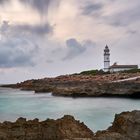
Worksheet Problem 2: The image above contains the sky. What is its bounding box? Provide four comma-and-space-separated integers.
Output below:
0, 0, 140, 84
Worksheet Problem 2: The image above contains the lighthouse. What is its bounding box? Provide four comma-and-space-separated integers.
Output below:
104, 45, 110, 72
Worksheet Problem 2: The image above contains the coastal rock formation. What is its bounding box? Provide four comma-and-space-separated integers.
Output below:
2, 73, 140, 98
94, 110, 140, 140
0, 115, 94, 140
0, 110, 139, 140
52, 81, 140, 98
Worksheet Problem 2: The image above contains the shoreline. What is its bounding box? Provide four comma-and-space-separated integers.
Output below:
1, 86, 140, 99
1, 73, 140, 98
0, 110, 139, 140
0, 77, 140, 139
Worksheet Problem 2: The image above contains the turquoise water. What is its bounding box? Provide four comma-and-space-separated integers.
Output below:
0, 87, 140, 132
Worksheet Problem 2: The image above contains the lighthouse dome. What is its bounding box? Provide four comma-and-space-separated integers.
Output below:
104, 45, 109, 52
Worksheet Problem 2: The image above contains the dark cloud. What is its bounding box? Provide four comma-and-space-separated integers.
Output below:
12, 23, 53, 36
0, 40, 38, 68
0, 21, 53, 37
0, 21, 9, 34
80, 0, 140, 28
127, 30, 138, 35
0, 21, 42, 68
81, 2, 103, 16
62, 38, 95, 60
108, 6, 140, 27
96, 1, 140, 27
0, 0, 58, 16
0, 0, 9, 5
19, 0, 58, 15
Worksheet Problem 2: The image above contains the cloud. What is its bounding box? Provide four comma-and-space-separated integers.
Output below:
0, 0, 59, 16
0, 40, 38, 68
0, 21, 43, 68
46, 59, 54, 63
81, 2, 103, 16
127, 30, 138, 35
19, 0, 59, 15
80, 0, 140, 28
103, 1, 140, 27
12, 23, 53, 36
0, 0, 140, 84
107, 6, 140, 27
62, 38, 95, 60
1, 21, 52, 37
0, 0, 9, 5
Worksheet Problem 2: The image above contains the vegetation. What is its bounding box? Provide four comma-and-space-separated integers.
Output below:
80, 69, 110, 75
79, 68, 140, 75
121, 69, 140, 73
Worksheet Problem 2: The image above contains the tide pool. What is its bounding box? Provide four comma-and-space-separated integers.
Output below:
0, 87, 140, 132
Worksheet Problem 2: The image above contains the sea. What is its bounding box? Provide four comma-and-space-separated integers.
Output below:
0, 87, 140, 132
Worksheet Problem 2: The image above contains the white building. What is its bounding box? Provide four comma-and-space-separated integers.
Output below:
103, 46, 138, 72
109, 63, 138, 72
104, 45, 110, 72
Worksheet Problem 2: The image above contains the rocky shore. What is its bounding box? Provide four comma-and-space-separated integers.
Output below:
0, 110, 139, 140
2, 72, 140, 98
93, 110, 140, 140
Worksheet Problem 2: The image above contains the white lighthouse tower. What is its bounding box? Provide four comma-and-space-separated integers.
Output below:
104, 45, 110, 72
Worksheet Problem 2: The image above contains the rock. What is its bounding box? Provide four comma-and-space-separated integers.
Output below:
1, 73, 140, 98
52, 81, 140, 98
94, 110, 140, 140
0, 111, 139, 140
16, 117, 26, 123
109, 110, 140, 140
0, 115, 94, 140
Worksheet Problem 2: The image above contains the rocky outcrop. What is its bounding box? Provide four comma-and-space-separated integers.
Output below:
52, 81, 140, 98
0, 110, 139, 140
0, 115, 94, 140
94, 110, 140, 140
2, 73, 140, 98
